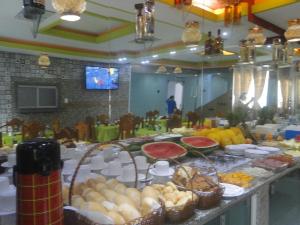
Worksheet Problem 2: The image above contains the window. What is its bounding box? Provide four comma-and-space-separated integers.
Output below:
17, 85, 58, 110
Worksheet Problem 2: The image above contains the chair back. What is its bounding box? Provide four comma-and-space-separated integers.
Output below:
6, 118, 24, 132
186, 111, 200, 128
133, 116, 144, 129
166, 114, 182, 132
85, 116, 96, 142
22, 121, 45, 141
75, 122, 89, 141
52, 118, 61, 134
54, 127, 78, 141
97, 114, 109, 126
145, 110, 159, 130
119, 114, 135, 139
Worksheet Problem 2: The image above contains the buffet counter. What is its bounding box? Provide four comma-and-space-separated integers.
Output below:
172, 162, 300, 225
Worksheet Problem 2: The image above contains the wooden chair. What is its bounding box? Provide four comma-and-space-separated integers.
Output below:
186, 111, 200, 128
22, 121, 45, 141
85, 116, 96, 142
133, 116, 144, 130
54, 127, 78, 141
173, 109, 183, 117
75, 122, 89, 141
166, 114, 182, 132
145, 110, 159, 130
52, 118, 61, 135
119, 114, 135, 139
97, 114, 109, 126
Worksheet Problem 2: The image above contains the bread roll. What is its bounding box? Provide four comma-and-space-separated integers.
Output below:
73, 183, 87, 195
95, 183, 107, 192
126, 188, 141, 208
114, 183, 127, 194
95, 175, 106, 183
118, 203, 142, 222
106, 179, 119, 188
142, 186, 159, 201
82, 188, 94, 198
85, 191, 105, 203
114, 194, 136, 208
80, 201, 107, 214
72, 195, 85, 208
86, 178, 98, 189
107, 211, 126, 224
62, 186, 69, 204
101, 189, 118, 202
141, 197, 161, 216
102, 201, 118, 211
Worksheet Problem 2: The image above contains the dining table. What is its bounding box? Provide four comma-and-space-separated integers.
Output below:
95, 125, 119, 142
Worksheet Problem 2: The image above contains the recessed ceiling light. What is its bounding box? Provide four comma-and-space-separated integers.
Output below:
170, 51, 176, 55
152, 54, 158, 58
190, 47, 197, 51
118, 57, 127, 62
263, 64, 270, 68
141, 60, 150, 64
60, 14, 81, 22
222, 32, 228, 36
267, 45, 272, 48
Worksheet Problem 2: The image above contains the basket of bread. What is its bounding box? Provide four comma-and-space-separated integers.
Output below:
64, 143, 165, 225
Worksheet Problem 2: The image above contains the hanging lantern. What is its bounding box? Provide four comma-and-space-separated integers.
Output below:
272, 38, 283, 63
174, 0, 192, 7
224, 5, 233, 27
232, 3, 241, 25
52, 0, 86, 22
38, 54, 50, 69
246, 26, 266, 47
285, 19, 300, 43
173, 66, 183, 74
181, 21, 202, 47
156, 65, 168, 73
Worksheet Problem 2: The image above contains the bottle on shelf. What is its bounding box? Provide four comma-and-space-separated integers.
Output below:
205, 31, 214, 55
214, 29, 224, 54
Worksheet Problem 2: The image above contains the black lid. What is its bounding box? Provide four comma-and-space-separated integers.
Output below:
16, 138, 61, 176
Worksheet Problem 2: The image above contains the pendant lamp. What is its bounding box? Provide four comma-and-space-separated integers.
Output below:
285, 19, 300, 43
246, 26, 266, 47
173, 66, 183, 74
156, 65, 167, 73
182, 21, 202, 47
52, 0, 86, 22
38, 54, 51, 68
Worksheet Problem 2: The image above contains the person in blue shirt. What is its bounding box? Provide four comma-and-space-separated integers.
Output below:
166, 96, 177, 117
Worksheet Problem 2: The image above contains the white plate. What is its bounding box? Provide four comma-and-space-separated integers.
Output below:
257, 146, 280, 153
149, 168, 175, 177
1, 162, 14, 168
90, 162, 108, 171
101, 169, 121, 177
245, 149, 269, 158
137, 163, 151, 171
116, 174, 146, 183
238, 144, 257, 149
221, 183, 245, 198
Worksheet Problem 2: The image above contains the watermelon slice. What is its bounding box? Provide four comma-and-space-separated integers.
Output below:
181, 136, 218, 149
142, 142, 187, 160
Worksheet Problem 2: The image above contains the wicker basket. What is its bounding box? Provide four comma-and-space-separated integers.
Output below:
66, 142, 165, 225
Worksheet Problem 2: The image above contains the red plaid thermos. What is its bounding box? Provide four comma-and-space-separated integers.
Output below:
14, 139, 63, 225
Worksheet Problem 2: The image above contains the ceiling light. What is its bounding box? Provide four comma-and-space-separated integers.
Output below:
141, 60, 150, 64
173, 66, 183, 74
182, 21, 202, 47
285, 19, 300, 42
156, 65, 167, 73
152, 54, 158, 58
52, 0, 86, 22
222, 32, 228, 36
170, 51, 176, 55
262, 65, 270, 68
118, 58, 127, 62
267, 45, 272, 48
246, 26, 266, 47
190, 47, 197, 51
38, 54, 51, 69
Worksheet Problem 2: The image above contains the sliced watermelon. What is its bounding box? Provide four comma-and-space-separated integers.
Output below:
142, 142, 187, 160
181, 136, 218, 149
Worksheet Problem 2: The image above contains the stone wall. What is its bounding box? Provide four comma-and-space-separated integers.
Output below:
0, 51, 130, 129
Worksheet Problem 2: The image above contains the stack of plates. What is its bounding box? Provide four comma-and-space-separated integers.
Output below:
225, 145, 246, 156
245, 149, 269, 158
257, 146, 281, 154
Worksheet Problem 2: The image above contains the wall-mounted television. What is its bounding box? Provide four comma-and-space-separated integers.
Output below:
85, 66, 119, 90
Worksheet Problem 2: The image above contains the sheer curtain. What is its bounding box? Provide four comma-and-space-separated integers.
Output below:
254, 67, 267, 109
278, 68, 291, 112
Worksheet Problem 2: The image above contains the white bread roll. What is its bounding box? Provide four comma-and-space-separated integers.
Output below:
107, 211, 126, 224
114, 194, 136, 208
72, 195, 85, 209
118, 203, 142, 222
114, 183, 127, 194
102, 201, 118, 211
126, 188, 141, 208
80, 201, 108, 215
141, 197, 161, 216
85, 191, 106, 203
82, 188, 94, 198
86, 178, 98, 189
106, 179, 119, 188
73, 183, 87, 195
142, 186, 159, 201
95, 183, 108, 192
95, 175, 106, 183
62, 186, 69, 204
101, 189, 118, 202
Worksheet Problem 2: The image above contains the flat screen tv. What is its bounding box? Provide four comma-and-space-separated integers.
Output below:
85, 66, 119, 90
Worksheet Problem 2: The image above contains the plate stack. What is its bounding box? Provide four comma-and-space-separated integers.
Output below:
225, 145, 246, 156
244, 149, 270, 158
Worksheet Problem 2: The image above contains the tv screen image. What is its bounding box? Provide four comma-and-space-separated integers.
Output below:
85, 67, 119, 90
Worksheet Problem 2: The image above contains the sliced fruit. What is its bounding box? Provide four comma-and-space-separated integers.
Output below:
142, 142, 187, 160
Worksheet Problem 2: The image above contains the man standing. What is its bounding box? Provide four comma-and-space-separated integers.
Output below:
166, 96, 177, 117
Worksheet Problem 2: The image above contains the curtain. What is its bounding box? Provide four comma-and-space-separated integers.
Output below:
240, 65, 253, 96
233, 67, 241, 106
254, 67, 267, 109
279, 68, 291, 112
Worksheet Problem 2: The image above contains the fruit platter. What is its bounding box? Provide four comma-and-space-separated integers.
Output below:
142, 142, 187, 160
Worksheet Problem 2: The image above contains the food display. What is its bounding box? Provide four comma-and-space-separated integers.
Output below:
64, 177, 163, 224
266, 155, 295, 167
241, 167, 273, 178
218, 172, 254, 188
181, 136, 218, 149
284, 150, 300, 159
252, 158, 288, 172
142, 142, 187, 160
172, 127, 195, 136
280, 139, 300, 149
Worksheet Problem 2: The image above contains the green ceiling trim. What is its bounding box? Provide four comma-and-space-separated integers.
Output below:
39, 19, 63, 33
95, 24, 135, 43
41, 29, 97, 43
84, 11, 133, 24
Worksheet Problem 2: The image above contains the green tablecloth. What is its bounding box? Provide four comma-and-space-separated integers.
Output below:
157, 119, 189, 130
95, 125, 119, 142
2, 131, 54, 147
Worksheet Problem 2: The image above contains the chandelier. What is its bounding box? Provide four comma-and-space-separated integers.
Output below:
156, 65, 168, 73
173, 66, 183, 74
285, 19, 300, 42
38, 54, 51, 69
222, 0, 241, 27
52, 0, 86, 22
246, 26, 266, 47
181, 21, 202, 47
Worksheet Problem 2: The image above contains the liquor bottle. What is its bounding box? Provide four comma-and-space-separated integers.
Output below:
144, 0, 155, 40
205, 31, 214, 55
214, 29, 224, 54
135, 3, 145, 41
